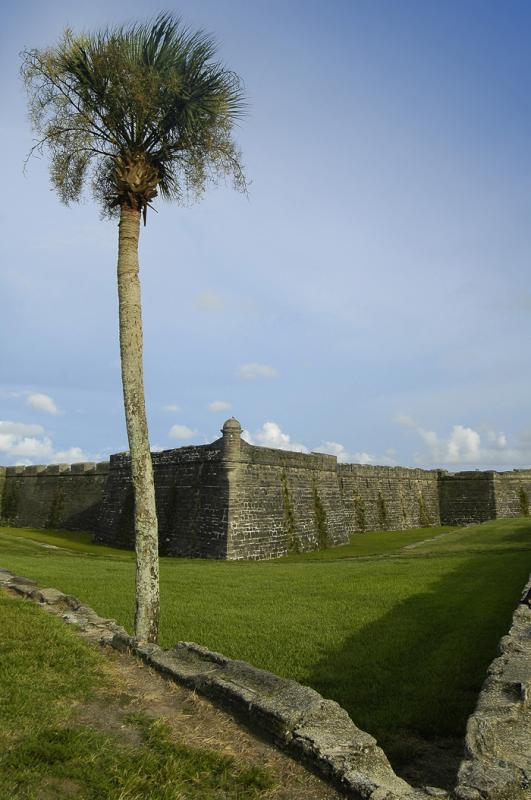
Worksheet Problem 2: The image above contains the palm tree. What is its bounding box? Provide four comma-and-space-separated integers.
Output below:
21, 14, 246, 643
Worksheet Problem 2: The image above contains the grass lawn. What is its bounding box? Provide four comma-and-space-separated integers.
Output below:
0, 591, 273, 800
1, 519, 530, 770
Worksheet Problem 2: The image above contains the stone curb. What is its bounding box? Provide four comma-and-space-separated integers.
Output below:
0, 566, 435, 800
454, 575, 531, 800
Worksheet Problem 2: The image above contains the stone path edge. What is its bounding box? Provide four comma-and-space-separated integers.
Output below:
2, 566, 529, 799
453, 574, 531, 800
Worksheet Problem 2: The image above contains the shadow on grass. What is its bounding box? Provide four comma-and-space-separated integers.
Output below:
307, 534, 531, 788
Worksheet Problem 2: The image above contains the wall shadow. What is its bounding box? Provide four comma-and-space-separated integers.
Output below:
306, 535, 531, 788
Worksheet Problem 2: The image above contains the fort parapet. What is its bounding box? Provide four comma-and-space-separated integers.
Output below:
1, 418, 530, 559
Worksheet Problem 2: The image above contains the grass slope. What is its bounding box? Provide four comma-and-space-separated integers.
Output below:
1, 519, 530, 762
0, 591, 272, 799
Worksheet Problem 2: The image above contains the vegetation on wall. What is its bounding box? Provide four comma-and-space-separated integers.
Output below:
312, 481, 329, 548
353, 493, 366, 532
519, 486, 529, 517
46, 488, 65, 529
377, 491, 387, 529
280, 471, 299, 553
399, 488, 408, 527
418, 490, 431, 528
1, 484, 20, 524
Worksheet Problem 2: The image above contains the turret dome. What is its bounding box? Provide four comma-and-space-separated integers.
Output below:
221, 417, 242, 434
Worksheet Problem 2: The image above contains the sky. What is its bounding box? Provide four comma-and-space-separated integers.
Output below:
1, 0, 531, 471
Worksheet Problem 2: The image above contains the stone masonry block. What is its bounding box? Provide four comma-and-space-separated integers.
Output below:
24, 465, 47, 475
70, 462, 96, 474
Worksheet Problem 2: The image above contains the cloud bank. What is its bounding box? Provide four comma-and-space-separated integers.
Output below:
242, 422, 308, 452
396, 415, 531, 467
0, 420, 85, 465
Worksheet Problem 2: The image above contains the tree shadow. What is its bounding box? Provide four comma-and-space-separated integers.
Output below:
306, 536, 531, 789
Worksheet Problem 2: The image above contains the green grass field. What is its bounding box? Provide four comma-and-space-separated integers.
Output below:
1, 519, 530, 768
0, 591, 272, 799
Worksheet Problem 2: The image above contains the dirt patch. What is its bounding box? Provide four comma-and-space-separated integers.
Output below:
73, 642, 343, 800
37, 778, 82, 799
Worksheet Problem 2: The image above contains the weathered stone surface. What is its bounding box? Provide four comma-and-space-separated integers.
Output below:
30, 587, 66, 605
148, 645, 225, 688
112, 630, 135, 652
8, 575, 37, 585
291, 699, 412, 799
7, 576, 38, 596
455, 576, 531, 800
0, 568, 14, 584
248, 679, 325, 738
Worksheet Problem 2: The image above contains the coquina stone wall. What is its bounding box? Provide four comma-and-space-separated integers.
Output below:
94, 441, 229, 558
226, 439, 350, 560
339, 464, 441, 533
494, 470, 531, 519
0, 462, 109, 531
438, 471, 497, 526
1, 418, 530, 559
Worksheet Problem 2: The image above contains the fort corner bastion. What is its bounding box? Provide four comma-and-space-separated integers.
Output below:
1, 417, 530, 560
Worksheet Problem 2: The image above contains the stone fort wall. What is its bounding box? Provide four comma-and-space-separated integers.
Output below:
1, 417, 530, 559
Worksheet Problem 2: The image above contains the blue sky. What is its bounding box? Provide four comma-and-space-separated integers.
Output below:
1, 0, 531, 470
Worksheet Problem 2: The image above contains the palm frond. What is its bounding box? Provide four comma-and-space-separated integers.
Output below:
21, 12, 247, 216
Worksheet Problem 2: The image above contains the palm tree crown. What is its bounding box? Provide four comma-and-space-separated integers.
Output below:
22, 13, 246, 221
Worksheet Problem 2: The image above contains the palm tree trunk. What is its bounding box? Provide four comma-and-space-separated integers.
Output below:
116, 203, 159, 643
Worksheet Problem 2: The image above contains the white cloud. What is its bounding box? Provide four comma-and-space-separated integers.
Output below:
395, 414, 416, 429
313, 440, 396, 466
0, 420, 85, 464
169, 424, 196, 440
238, 363, 279, 380
195, 291, 225, 311
0, 421, 44, 437
54, 446, 87, 462
242, 421, 308, 453
163, 404, 181, 413
3, 436, 54, 459
208, 400, 231, 412
241, 424, 397, 465
314, 441, 354, 463
354, 451, 375, 465
487, 429, 507, 449
26, 393, 59, 415
396, 414, 531, 468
